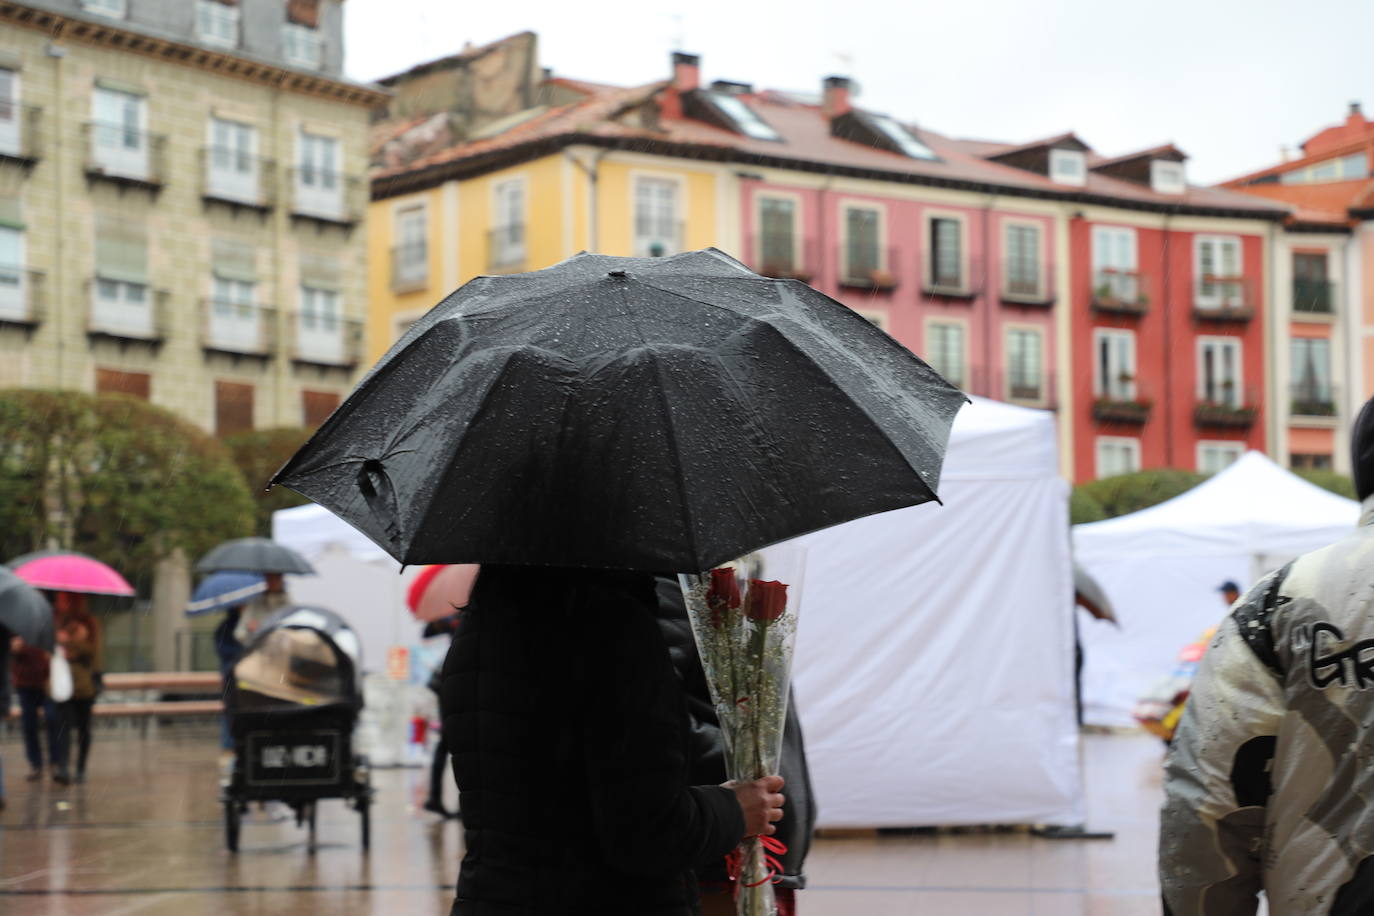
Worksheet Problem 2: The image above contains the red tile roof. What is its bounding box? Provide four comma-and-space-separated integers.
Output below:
370, 79, 1287, 218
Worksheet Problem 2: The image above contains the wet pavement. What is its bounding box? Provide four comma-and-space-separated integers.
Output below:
1, 727, 1166, 915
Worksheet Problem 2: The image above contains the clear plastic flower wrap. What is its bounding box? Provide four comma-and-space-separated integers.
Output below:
679, 545, 807, 916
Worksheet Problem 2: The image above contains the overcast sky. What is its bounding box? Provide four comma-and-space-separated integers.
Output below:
345, 0, 1374, 185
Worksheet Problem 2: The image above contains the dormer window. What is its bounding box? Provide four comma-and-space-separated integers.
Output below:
1049, 149, 1086, 186
831, 110, 938, 161
1151, 160, 1186, 194
702, 92, 780, 141
866, 114, 937, 160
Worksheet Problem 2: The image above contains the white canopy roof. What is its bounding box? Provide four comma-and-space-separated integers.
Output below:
1075, 450, 1358, 561
1074, 450, 1359, 726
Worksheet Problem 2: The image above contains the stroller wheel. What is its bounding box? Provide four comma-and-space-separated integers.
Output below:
224, 800, 241, 853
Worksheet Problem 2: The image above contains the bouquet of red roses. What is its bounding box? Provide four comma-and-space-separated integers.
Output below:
679, 547, 806, 916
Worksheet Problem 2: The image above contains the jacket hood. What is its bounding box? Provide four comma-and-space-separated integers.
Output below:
1354, 396, 1374, 501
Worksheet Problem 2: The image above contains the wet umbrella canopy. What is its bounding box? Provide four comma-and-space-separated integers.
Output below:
0, 566, 55, 650
196, 538, 316, 576
273, 249, 966, 572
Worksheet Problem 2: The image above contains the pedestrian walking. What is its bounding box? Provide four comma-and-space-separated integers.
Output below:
51, 592, 102, 786
1160, 395, 1374, 913
11, 635, 59, 780
233, 572, 291, 646
213, 605, 244, 766
0, 623, 11, 812
421, 613, 459, 819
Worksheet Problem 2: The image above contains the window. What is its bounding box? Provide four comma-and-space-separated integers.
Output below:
197, 1, 239, 48
297, 285, 343, 363
492, 180, 525, 270
209, 275, 259, 352
1004, 223, 1041, 298
214, 381, 254, 437
703, 92, 781, 141
1198, 338, 1242, 407
1095, 437, 1140, 478
1049, 149, 1086, 186
283, 23, 323, 69
1293, 252, 1332, 313
295, 131, 341, 218
1291, 453, 1333, 471
1006, 328, 1043, 401
926, 322, 965, 387
95, 368, 149, 399
0, 223, 27, 320
1198, 442, 1243, 475
1094, 329, 1136, 401
207, 118, 257, 202
1291, 337, 1333, 414
1195, 236, 1244, 308
757, 197, 797, 276
1092, 226, 1139, 304
393, 206, 428, 287
81, 0, 127, 18
865, 114, 937, 160
929, 217, 963, 290
1280, 153, 1369, 185
91, 86, 148, 179
0, 68, 19, 156
93, 217, 151, 337
302, 389, 341, 429
843, 206, 882, 283
1151, 160, 1187, 194
633, 177, 680, 257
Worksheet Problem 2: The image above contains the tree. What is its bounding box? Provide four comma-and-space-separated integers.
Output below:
1075, 468, 1207, 520
0, 390, 255, 580
1070, 487, 1108, 525
223, 427, 312, 535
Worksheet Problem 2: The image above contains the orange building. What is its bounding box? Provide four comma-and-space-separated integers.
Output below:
1223, 103, 1374, 474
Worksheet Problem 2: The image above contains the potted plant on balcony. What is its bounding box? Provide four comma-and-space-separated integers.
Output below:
868, 268, 896, 290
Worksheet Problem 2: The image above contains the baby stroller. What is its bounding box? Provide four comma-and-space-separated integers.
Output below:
221, 605, 373, 852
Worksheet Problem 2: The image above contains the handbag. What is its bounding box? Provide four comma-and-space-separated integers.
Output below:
49, 650, 74, 703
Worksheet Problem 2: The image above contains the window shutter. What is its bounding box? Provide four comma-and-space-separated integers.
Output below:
286, 0, 320, 27
96, 368, 150, 399
212, 238, 256, 283
299, 253, 341, 290
95, 214, 148, 283
302, 389, 340, 428
215, 380, 254, 437
0, 197, 21, 230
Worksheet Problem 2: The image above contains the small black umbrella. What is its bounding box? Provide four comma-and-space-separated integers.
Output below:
0, 566, 55, 650
196, 538, 315, 576
272, 249, 966, 571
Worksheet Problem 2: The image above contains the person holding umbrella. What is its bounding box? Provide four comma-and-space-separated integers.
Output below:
195, 538, 314, 645
272, 250, 965, 913
50, 591, 103, 785
11, 635, 59, 782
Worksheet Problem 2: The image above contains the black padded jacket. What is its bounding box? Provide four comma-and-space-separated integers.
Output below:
439, 566, 746, 916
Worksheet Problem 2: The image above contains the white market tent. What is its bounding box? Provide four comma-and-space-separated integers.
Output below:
272, 502, 424, 674
790, 397, 1083, 828
1074, 450, 1359, 727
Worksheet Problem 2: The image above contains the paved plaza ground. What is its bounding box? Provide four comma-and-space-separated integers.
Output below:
0, 727, 1169, 915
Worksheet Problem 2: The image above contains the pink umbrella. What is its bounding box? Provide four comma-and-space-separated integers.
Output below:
10, 553, 135, 597
407, 564, 479, 623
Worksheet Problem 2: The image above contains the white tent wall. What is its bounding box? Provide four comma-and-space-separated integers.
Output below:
790, 398, 1083, 827
1074, 451, 1359, 727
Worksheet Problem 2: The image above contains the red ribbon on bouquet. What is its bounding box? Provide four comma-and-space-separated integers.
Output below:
725, 835, 788, 896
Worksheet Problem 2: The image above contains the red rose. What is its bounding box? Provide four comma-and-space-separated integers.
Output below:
708, 567, 741, 609
744, 579, 788, 622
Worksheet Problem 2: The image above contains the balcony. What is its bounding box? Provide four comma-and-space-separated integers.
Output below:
289, 313, 363, 369
838, 245, 900, 291
487, 225, 527, 274
1194, 387, 1259, 429
0, 266, 45, 328
289, 169, 362, 228
83, 122, 167, 192
201, 299, 275, 358
1293, 278, 1336, 316
200, 149, 276, 212
391, 244, 429, 291
1090, 269, 1150, 317
1093, 378, 1151, 424
749, 234, 818, 282
86, 279, 170, 344
0, 105, 42, 168
1193, 276, 1256, 322
1290, 382, 1337, 420
922, 256, 982, 300
999, 261, 1056, 308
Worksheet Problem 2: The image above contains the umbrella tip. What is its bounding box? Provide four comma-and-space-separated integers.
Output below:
607, 270, 628, 279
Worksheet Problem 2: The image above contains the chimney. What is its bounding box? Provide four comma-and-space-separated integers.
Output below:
823, 75, 852, 119
672, 52, 700, 93
1349, 101, 1366, 127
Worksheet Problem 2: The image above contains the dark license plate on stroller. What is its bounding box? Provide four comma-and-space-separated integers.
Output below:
245, 730, 342, 786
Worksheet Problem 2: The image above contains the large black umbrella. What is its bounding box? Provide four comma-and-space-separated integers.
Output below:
196, 538, 315, 575
272, 249, 966, 571
0, 566, 55, 650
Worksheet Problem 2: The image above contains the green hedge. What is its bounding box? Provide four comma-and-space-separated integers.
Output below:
1074, 468, 1207, 521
